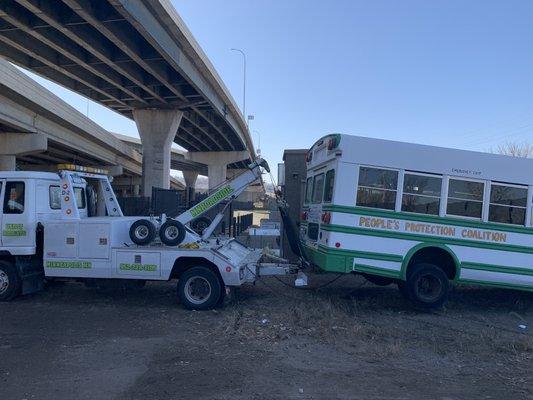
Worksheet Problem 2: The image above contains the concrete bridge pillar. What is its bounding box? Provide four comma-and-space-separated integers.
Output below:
183, 170, 198, 206
0, 133, 47, 171
0, 156, 16, 171
133, 109, 183, 197
187, 151, 249, 189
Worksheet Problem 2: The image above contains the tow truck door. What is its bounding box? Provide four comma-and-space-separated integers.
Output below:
2, 179, 33, 249
0, 179, 4, 246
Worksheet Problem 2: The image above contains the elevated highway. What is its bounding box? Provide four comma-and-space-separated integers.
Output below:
0, 58, 187, 195
0, 0, 255, 194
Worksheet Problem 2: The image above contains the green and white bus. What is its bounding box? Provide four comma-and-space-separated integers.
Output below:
301, 134, 533, 308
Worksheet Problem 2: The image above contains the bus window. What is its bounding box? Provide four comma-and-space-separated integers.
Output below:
312, 173, 325, 203
356, 167, 398, 210
323, 170, 335, 203
402, 173, 441, 215
488, 184, 527, 225
304, 177, 313, 204
446, 179, 484, 218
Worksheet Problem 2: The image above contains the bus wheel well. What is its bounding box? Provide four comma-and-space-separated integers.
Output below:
405, 247, 457, 280
170, 257, 222, 281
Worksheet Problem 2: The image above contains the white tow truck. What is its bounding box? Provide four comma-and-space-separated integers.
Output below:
0, 158, 303, 309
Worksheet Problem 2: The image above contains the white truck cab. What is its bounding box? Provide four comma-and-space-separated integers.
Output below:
0, 161, 301, 310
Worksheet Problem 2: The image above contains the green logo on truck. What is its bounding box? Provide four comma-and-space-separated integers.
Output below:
189, 185, 234, 217
119, 263, 157, 272
46, 261, 92, 269
2, 223, 27, 237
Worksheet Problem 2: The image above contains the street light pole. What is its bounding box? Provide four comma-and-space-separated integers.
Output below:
231, 48, 246, 119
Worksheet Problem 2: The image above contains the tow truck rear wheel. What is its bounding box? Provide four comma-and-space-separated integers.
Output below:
0, 261, 21, 301
159, 220, 186, 246
129, 219, 156, 245
177, 266, 222, 310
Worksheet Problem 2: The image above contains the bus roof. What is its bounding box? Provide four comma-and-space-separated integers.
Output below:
309, 134, 533, 186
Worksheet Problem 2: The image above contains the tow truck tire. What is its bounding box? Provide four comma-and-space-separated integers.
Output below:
405, 263, 449, 309
159, 220, 186, 246
177, 266, 222, 310
129, 219, 156, 245
191, 216, 212, 235
0, 261, 21, 301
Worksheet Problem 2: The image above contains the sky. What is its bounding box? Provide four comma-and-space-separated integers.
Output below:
21, 0, 533, 178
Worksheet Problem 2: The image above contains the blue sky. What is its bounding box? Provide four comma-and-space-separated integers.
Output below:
22, 0, 533, 176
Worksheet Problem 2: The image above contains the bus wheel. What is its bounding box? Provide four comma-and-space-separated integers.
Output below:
362, 273, 394, 286
129, 219, 156, 245
406, 263, 449, 309
177, 266, 222, 311
0, 261, 21, 301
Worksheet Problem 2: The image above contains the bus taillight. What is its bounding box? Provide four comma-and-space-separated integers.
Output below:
321, 212, 331, 224
301, 211, 308, 221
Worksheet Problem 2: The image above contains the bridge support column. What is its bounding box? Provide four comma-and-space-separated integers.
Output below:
183, 170, 198, 206
133, 109, 183, 197
0, 156, 15, 171
0, 133, 47, 171
187, 151, 249, 189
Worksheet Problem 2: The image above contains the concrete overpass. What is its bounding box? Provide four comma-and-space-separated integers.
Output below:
0, 57, 187, 195
0, 0, 255, 195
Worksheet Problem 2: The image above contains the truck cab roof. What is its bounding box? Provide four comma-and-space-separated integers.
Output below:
0, 171, 60, 180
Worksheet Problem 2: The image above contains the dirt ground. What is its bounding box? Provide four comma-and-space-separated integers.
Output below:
1, 274, 531, 400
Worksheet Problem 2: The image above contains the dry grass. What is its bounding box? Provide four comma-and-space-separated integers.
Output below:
216, 276, 533, 363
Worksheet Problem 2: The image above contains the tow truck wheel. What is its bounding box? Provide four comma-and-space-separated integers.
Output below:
191, 216, 212, 235
129, 219, 156, 245
0, 261, 21, 301
177, 266, 222, 310
159, 220, 186, 246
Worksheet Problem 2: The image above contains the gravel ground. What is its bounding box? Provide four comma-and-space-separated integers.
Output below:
1, 274, 531, 400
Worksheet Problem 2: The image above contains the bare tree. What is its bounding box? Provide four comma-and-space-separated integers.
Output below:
495, 142, 533, 158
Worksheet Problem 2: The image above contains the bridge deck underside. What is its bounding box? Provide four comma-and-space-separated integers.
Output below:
0, 0, 249, 168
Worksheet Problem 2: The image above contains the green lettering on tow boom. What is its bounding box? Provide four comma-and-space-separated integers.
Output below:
189, 185, 234, 217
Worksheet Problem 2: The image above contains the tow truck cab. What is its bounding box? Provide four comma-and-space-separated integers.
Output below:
0, 171, 90, 294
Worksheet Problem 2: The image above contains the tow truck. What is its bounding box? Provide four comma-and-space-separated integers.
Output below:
0, 158, 305, 310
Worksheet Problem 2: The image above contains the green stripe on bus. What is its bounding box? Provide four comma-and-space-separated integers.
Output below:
353, 263, 401, 279
457, 278, 533, 292
321, 224, 533, 254
317, 244, 403, 262
322, 204, 533, 235
461, 262, 533, 277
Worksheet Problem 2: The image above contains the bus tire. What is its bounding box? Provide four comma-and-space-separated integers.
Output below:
0, 261, 21, 301
406, 263, 449, 309
159, 220, 186, 246
362, 273, 394, 286
177, 266, 222, 311
129, 219, 156, 245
